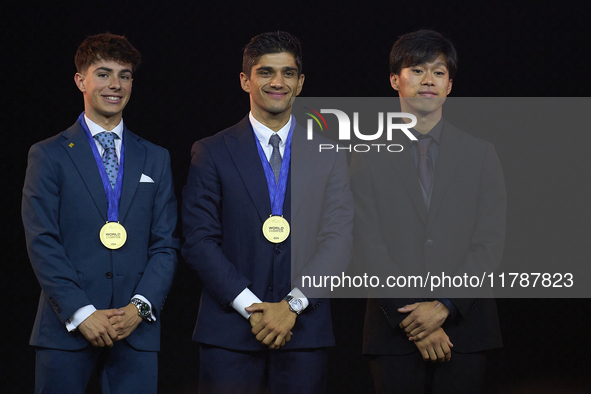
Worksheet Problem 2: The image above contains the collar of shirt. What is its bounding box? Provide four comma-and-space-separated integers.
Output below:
410, 117, 444, 144
249, 112, 291, 160
84, 115, 124, 139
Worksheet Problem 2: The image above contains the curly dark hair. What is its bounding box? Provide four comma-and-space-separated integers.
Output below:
75, 33, 141, 73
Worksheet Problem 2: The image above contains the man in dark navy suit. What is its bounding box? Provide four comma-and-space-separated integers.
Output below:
351, 30, 506, 393
182, 31, 353, 393
22, 33, 179, 393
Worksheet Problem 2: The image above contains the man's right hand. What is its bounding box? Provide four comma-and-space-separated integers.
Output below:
398, 301, 450, 341
248, 308, 291, 349
78, 309, 124, 347
413, 327, 453, 362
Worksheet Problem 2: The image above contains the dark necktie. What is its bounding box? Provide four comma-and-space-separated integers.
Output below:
269, 133, 282, 183
417, 136, 434, 195
94, 132, 119, 189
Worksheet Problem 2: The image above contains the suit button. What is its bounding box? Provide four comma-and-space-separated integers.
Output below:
56, 308, 62, 313
105, 272, 113, 279
426, 239, 434, 246
275, 248, 281, 254
268, 285, 274, 291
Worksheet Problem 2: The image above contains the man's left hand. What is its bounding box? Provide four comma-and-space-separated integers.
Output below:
109, 303, 143, 341
398, 301, 450, 341
246, 301, 296, 350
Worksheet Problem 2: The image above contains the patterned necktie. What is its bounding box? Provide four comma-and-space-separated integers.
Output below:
94, 132, 119, 189
269, 133, 282, 183
417, 136, 434, 195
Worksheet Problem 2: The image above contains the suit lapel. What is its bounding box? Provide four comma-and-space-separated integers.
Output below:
290, 123, 317, 218
389, 134, 428, 223
225, 117, 272, 223
62, 122, 108, 221
427, 121, 466, 229
119, 126, 146, 223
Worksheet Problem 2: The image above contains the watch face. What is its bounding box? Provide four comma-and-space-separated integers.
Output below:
139, 303, 150, 317
132, 298, 151, 317
290, 298, 303, 312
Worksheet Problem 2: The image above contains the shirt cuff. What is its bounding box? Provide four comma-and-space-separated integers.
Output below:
133, 294, 155, 322
289, 287, 309, 310
231, 288, 263, 319
66, 304, 96, 332
435, 298, 457, 320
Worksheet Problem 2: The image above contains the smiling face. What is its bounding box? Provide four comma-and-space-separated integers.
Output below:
74, 59, 133, 130
390, 55, 452, 119
240, 52, 305, 130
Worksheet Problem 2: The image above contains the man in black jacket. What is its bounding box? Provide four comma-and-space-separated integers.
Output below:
350, 30, 506, 393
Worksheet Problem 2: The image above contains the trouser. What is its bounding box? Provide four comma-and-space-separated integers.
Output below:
198, 344, 328, 394
35, 341, 157, 394
368, 350, 487, 394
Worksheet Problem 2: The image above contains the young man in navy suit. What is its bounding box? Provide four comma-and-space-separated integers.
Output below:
182, 31, 353, 393
350, 30, 506, 393
22, 33, 179, 393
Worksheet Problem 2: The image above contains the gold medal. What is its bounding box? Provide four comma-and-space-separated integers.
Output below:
99, 221, 127, 249
262, 215, 290, 243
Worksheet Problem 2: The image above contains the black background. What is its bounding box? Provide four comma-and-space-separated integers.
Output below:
3, 1, 590, 392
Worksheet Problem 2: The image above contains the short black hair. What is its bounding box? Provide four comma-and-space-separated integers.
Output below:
242, 31, 303, 77
75, 33, 141, 73
389, 30, 457, 79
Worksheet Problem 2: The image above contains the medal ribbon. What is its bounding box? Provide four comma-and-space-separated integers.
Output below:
78, 112, 125, 222
253, 116, 294, 217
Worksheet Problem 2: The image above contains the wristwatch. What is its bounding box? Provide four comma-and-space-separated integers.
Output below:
284, 295, 304, 315
131, 297, 151, 319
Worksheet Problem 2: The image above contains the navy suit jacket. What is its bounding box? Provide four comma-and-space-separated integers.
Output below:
182, 116, 353, 351
22, 120, 179, 352
350, 120, 506, 354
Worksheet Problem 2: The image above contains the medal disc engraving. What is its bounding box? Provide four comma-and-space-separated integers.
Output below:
100, 222, 127, 249
262, 216, 290, 243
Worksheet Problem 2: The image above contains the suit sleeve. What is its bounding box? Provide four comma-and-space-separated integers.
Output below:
448, 143, 506, 317
22, 143, 93, 323
132, 149, 179, 316
181, 141, 252, 306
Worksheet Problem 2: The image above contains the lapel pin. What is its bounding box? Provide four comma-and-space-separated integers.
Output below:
69, 143, 74, 148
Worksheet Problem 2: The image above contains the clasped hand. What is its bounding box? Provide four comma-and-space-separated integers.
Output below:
414, 327, 453, 362
78, 303, 142, 347
398, 300, 450, 341
246, 301, 296, 350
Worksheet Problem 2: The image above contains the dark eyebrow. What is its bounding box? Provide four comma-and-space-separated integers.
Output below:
256, 66, 298, 73
412, 61, 448, 69
95, 66, 133, 74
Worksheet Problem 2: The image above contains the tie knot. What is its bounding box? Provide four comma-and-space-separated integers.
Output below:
417, 136, 432, 155
94, 132, 118, 149
269, 133, 281, 149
